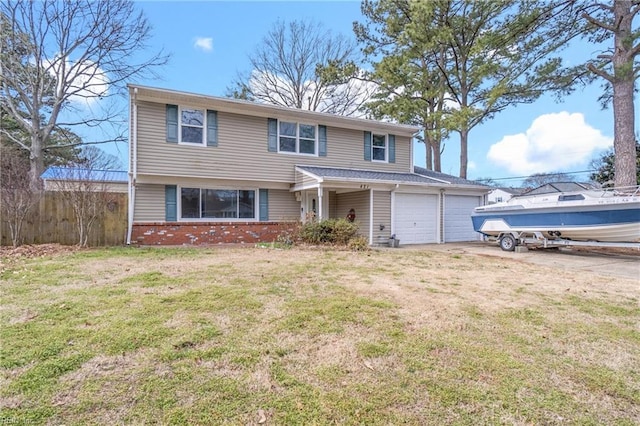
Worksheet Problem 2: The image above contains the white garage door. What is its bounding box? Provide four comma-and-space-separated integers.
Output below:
444, 195, 482, 242
394, 193, 438, 244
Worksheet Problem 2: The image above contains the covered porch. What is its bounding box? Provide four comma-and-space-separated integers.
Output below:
291, 165, 446, 244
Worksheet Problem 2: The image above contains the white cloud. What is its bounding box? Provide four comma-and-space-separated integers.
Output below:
194, 37, 213, 52
43, 57, 108, 107
487, 112, 612, 174
468, 160, 477, 170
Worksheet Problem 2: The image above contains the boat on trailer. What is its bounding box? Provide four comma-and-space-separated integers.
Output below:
471, 182, 640, 251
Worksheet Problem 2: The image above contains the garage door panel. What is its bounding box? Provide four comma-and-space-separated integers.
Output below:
444, 195, 481, 242
394, 193, 437, 244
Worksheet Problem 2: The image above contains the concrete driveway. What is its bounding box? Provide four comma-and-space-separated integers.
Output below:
407, 241, 640, 281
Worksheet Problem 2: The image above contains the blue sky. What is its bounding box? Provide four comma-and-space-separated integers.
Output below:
100, 0, 631, 185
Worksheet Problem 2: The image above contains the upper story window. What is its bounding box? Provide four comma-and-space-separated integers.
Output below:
180, 108, 204, 144
279, 121, 317, 155
166, 104, 218, 147
372, 133, 387, 161
364, 131, 395, 163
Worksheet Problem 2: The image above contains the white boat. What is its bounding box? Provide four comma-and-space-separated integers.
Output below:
472, 182, 640, 244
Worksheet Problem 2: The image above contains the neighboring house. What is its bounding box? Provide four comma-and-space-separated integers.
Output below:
487, 187, 523, 204
41, 167, 128, 193
127, 85, 489, 246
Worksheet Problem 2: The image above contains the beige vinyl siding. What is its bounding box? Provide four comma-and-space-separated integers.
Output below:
134, 184, 165, 222
372, 191, 391, 241
336, 190, 369, 238
268, 189, 299, 221
135, 102, 413, 182
328, 191, 338, 218
301, 174, 317, 187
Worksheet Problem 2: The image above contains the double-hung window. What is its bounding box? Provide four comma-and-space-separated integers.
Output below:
167, 104, 218, 146
279, 121, 317, 155
181, 188, 256, 219
364, 131, 395, 163
372, 133, 387, 161
180, 108, 205, 144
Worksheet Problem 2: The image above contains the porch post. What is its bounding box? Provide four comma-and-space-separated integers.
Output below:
317, 185, 323, 220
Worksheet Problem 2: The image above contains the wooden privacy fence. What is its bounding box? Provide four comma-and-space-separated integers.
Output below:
1, 191, 128, 247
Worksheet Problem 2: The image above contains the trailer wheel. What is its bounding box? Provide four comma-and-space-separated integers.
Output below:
499, 234, 517, 252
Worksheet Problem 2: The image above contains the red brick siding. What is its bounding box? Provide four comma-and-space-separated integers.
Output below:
131, 222, 296, 246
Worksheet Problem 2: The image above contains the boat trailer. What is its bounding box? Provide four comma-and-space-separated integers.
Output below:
492, 232, 640, 252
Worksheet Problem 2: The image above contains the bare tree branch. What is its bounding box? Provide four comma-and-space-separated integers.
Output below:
227, 19, 373, 117
0, 0, 168, 190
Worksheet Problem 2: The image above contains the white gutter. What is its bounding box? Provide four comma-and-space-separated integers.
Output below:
126, 88, 138, 245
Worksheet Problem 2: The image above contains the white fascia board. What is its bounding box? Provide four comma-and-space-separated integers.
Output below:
129, 84, 421, 137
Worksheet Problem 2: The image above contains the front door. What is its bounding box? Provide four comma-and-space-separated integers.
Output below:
301, 191, 318, 222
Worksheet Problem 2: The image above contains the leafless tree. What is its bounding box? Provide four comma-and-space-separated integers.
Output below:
0, 0, 168, 191
0, 144, 40, 246
582, 0, 639, 188
227, 19, 375, 117
48, 146, 122, 247
521, 172, 575, 189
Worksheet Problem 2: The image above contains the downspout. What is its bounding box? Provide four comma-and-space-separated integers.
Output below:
369, 189, 374, 245
126, 88, 138, 245
439, 188, 445, 244
390, 184, 399, 236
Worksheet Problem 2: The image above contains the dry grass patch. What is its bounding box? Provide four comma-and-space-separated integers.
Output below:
1, 245, 638, 425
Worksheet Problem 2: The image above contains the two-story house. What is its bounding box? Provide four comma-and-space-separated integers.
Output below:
126, 85, 488, 246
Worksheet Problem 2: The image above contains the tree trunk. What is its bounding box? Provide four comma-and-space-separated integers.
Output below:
29, 128, 45, 191
613, 77, 636, 188
612, 0, 637, 188
425, 129, 433, 170
459, 129, 468, 179
433, 139, 442, 172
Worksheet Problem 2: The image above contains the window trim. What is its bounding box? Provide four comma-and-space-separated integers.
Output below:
178, 106, 206, 146
277, 120, 318, 156
177, 186, 258, 221
371, 132, 388, 163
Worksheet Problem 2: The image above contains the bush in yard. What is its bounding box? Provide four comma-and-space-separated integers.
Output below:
348, 236, 370, 251
298, 218, 359, 245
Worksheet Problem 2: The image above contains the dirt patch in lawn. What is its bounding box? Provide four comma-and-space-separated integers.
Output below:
0, 243, 82, 259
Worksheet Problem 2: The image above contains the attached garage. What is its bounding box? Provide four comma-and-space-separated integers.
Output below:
444, 195, 482, 242
393, 193, 438, 244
